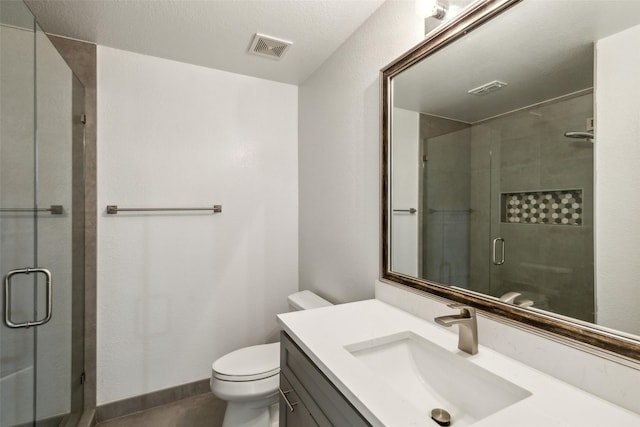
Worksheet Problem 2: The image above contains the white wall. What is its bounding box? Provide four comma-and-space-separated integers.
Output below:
595, 23, 640, 336
298, 0, 476, 303
391, 107, 419, 276
97, 46, 298, 404
298, 0, 424, 303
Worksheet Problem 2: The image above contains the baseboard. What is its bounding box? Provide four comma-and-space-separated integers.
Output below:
76, 408, 96, 427
96, 379, 211, 422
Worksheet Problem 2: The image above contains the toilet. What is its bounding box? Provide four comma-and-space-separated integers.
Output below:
210, 291, 333, 427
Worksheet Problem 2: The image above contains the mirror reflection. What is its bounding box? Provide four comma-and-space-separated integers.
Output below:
389, 0, 640, 338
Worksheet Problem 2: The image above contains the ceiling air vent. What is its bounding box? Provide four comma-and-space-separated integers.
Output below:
249, 33, 292, 59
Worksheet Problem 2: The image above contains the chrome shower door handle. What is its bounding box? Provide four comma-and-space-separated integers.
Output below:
492, 237, 505, 265
4, 267, 53, 328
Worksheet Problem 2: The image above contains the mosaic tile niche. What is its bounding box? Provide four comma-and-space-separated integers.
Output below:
502, 190, 583, 225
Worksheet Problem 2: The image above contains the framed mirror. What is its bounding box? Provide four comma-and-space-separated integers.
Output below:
381, 0, 640, 360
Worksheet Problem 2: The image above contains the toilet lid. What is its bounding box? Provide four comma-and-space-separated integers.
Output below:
212, 342, 280, 382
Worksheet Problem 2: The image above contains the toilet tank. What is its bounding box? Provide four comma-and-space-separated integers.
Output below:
288, 290, 332, 311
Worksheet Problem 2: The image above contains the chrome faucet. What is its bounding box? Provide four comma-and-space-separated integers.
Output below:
499, 291, 534, 308
434, 304, 478, 355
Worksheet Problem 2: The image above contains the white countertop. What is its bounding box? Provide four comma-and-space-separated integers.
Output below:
277, 299, 640, 427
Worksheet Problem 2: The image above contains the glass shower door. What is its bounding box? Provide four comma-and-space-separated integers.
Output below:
1, 0, 85, 425
1, 1, 38, 425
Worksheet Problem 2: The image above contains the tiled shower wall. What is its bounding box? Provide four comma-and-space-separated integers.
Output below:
421, 92, 594, 322
470, 92, 594, 321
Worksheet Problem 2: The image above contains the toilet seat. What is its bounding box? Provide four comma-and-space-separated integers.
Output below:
210, 292, 333, 427
212, 342, 279, 382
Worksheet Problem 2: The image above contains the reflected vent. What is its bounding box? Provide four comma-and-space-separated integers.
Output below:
467, 80, 507, 96
249, 33, 292, 59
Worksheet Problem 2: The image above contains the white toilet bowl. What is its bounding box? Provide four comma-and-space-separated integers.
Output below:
210, 291, 332, 427
210, 343, 280, 427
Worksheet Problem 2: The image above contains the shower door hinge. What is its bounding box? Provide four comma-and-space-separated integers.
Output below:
80, 113, 87, 124
80, 372, 86, 385
586, 117, 594, 131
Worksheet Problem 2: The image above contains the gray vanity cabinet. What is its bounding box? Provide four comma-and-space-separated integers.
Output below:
280, 373, 319, 427
279, 332, 371, 427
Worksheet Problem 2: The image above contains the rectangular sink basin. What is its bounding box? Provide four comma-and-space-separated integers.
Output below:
345, 331, 531, 426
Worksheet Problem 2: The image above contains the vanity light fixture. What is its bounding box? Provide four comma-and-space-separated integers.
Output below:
467, 80, 508, 96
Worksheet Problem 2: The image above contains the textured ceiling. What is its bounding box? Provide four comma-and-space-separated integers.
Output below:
25, 0, 385, 85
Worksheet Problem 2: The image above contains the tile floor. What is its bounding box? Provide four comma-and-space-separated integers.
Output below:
96, 393, 226, 427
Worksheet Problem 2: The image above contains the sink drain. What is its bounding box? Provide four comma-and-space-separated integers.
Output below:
431, 408, 451, 426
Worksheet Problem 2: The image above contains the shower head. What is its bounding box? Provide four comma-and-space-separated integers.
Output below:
564, 131, 594, 142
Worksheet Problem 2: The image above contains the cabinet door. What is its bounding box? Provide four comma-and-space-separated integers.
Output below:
280, 332, 370, 426
280, 373, 319, 427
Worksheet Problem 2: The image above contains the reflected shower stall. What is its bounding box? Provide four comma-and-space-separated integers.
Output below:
418, 91, 595, 322
1, 0, 85, 425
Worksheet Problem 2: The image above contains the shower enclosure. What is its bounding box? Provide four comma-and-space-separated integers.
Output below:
1, 1, 85, 425
419, 91, 595, 323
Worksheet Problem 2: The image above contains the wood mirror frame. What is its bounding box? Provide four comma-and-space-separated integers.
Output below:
380, 0, 640, 362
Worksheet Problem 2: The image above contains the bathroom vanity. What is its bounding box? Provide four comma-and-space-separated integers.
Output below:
279, 333, 369, 426
277, 300, 640, 427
